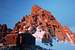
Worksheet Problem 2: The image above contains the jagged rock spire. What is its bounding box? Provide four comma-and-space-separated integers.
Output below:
0, 5, 75, 47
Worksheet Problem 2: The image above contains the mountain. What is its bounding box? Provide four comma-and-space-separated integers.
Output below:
0, 5, 75, 49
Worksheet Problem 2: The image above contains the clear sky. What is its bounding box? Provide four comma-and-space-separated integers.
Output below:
0, 0, 75, 50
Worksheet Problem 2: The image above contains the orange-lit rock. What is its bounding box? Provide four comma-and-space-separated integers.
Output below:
0, 5, 75, 47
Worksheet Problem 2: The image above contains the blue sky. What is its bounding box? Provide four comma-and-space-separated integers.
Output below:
0, 0, 75, 50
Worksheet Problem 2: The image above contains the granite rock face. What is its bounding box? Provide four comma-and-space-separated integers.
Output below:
0, 5, 75, 49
